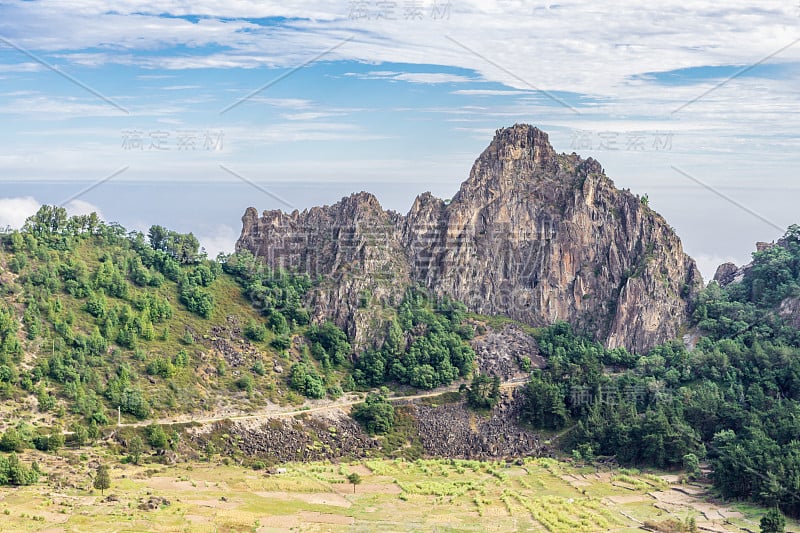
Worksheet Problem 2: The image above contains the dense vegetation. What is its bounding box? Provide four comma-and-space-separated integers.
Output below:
354, 289, 475, 389
520, 225, 800, 518
0, 207, 478, 432
465, 373, 501, 410
0, 452, 39, 486
0, 206, 329, 429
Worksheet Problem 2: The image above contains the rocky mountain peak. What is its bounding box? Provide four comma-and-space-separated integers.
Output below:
486, 124, 556, 164
237, 124, 703, 354
452, 124, 580, 210
335, 191, 384, 213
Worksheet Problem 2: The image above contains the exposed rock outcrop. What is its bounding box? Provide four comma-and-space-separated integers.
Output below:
712, 262, 742, 287
713, 241, 780, 288
238, 193, 410, 347
138, 496, 170, 511
222, 412, 380, 463
470, 324, 543, 380
237, 124, 703, 354
207, 399, 547, 462
410, 396, 545, 459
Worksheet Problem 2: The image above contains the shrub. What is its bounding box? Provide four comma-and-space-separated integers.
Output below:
146, 424, 168, 449
243, 320, 267, 342
352, 389, 395, 434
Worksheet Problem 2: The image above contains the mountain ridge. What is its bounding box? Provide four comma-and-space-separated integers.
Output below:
237, 124, 703, 353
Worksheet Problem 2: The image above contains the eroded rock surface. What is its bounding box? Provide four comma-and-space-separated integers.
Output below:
470, 324, 543, 380
410, 396, 545, 460
205, 395, 549, 463
237, 124, 702, 354
228, 412, 379, 463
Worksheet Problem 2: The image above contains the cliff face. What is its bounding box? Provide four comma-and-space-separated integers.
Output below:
237, 124, 703, 354
237, 192, 411, 347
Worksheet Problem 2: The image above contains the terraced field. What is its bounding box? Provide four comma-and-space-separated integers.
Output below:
0, 451, 792, 532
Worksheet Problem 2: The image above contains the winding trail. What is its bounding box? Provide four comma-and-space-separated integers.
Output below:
115, 377, 530, 429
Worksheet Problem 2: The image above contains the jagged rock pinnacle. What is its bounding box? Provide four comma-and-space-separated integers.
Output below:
237, 124, 702, 354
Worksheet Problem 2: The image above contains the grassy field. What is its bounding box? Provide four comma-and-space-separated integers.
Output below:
0, 449, 793, 533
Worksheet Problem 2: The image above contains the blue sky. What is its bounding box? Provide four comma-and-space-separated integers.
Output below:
1, 1, 799, 280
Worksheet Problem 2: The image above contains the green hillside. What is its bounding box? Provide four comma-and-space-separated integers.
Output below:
0, 207, 322, 426
0, 206, 478, 429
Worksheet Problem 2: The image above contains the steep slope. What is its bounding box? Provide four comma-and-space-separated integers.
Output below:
0, 215, 340, 427
237, 124, 703, 354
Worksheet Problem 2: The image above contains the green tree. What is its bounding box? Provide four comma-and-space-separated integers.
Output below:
520, 375, 568, 430
268, 312, 290, 335
71, 423, 88, 447
147, 225, 169, 252
271, 335, 291, 351
347, 472, 362, 494
204, 441, 216, 462
87, 420, 100, 443
683, 453, 700, 480
120, 389, 150, 419
93, 464, 111, 495
288, 362, 325, 399
236, 375, 254, 394
383, 319, 404, 358
466, 373, 501, 409
760, 507, 786, 533
180, 329, 194, 345
34, 428, 64, 452
146, 424, 168, 449
352, 389, 395, 435
23, 205, 68, 237
128, 436, 144, 465
243, 319, 267, 342
307, 321, 351, 365
0, 428, 26, 453
0, 453, 39, 486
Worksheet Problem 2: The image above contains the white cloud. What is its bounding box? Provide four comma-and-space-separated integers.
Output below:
64, 199, 104, 219
3, 1, 798, 113
451, 89, 532, 96
198, 225, 238, 258
0, 96, 129, 119
161, 85, 203, 90
347, 71, 476, 84
0, 197, 103, 230
392, 72, 475, 84
250, 97, 314, 109
220, 122, 387, 145
281, 111, 342, 121
0, 63, 42, 73
0, 197, 40, 229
